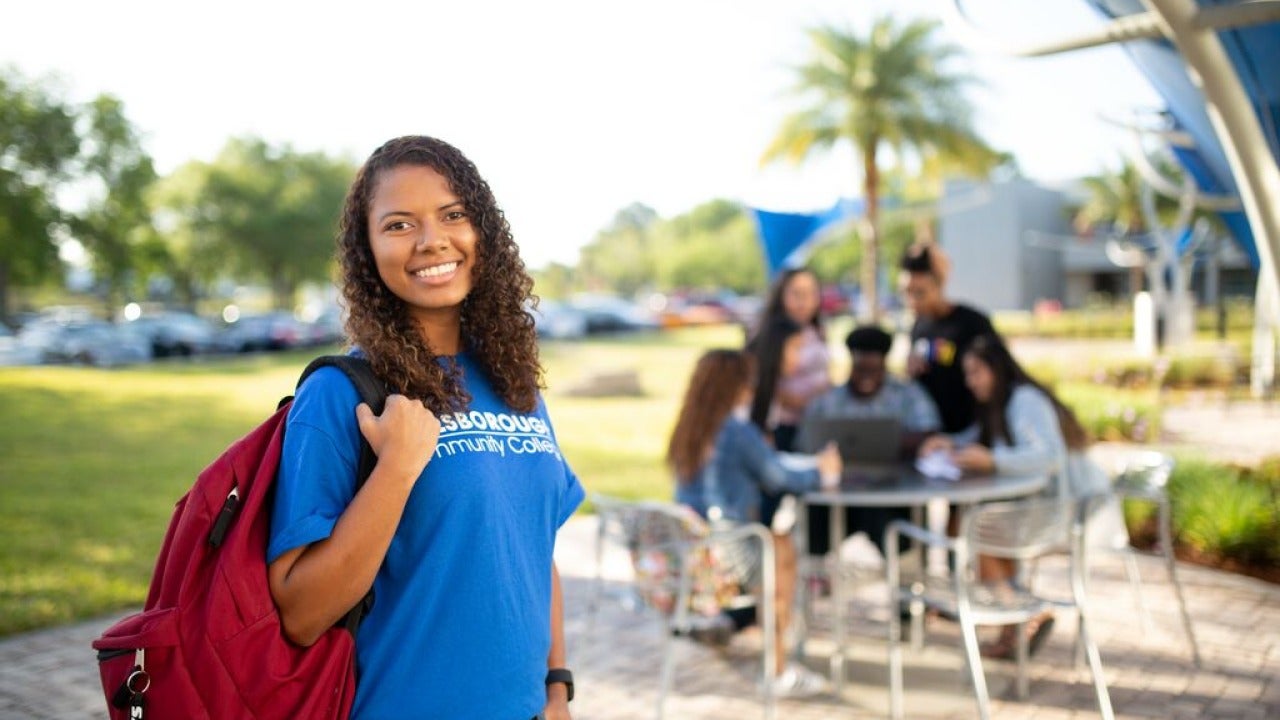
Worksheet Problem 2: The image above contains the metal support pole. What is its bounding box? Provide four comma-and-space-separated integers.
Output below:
1142, 0, 1280, 396
1254, 271, 1278, 397
830, 500, 847, 690
948, 0, 1280, 397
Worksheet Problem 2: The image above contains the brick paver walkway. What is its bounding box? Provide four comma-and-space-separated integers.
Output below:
3, 514, 1277, 719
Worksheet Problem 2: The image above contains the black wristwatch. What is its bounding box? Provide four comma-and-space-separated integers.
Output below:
545, 668, 574, 702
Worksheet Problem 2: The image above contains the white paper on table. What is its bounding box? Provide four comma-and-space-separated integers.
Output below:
915, 450, 962, 481
777, 452, 820, 472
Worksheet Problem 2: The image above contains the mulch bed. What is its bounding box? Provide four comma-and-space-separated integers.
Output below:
1127, 531, 1280, 585
1171, 544, 1280, 585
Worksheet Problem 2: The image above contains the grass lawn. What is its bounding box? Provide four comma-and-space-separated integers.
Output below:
0, 352, 339, 635
0, 327, 742, 636
0, 322, 1172, 636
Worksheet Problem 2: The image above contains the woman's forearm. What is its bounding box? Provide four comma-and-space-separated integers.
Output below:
268, 464, 416, 646
548, 563, 566, 668
545, 564, 571, 711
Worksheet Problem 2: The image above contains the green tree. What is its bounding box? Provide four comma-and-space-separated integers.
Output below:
762, 17, 1002, 319
0, 68, 79, 322
148, 160, 225, 309
73, 94, 157, 313
807, 215, 918, 292
1073, 159, 1188, 295
196, 138, 353, 309
578, 203, 659, 295
651, 199, 764, 293
531, 261, 577, 300
578, 200, 767, 296
1074, 162, 1149, 238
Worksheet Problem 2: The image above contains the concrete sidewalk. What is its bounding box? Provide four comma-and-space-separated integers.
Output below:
3, 514, 1277, 719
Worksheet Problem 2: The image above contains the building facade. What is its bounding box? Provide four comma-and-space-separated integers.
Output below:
939, 176, 1255, 312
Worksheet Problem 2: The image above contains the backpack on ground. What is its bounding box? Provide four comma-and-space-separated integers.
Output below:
92, 355, 385, 720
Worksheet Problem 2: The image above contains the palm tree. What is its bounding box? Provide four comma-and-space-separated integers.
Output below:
1073, 160, 1187, 295
1074, 162, 1148, 238
1074, 161, 1149, 294
762, 17, 1000, 319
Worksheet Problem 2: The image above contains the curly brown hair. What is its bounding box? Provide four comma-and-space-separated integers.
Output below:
666, 349, 755, 482
338, 135, 542, 414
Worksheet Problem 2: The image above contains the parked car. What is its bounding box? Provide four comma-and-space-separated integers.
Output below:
39, 321, 153, 367
529, 300, 587, 340
567, 295, 660, 335
725, 294, 764, 328
129, 312, 219, 357
820, 284, 854, 316
0, 324, 37, 366
218, 312, 305, 353
652, 291, 737, 328
301, 308, 347, 347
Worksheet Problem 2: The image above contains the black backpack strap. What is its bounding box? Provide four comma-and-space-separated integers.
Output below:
299, 355, 387, 414
296, 355, 389, 638
298, 355, 386, 489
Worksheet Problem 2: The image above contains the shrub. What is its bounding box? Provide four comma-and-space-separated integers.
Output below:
1122, 497, 1159, 547
1243, 455, 1280, 492
1094, 361, 1155, 389
1165, 458, 1280, 566
1057, 384, 1159, 442
1160, 354, 1238, 389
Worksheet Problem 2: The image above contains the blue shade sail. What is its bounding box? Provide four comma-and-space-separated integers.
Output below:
1085, 0, 1280, 268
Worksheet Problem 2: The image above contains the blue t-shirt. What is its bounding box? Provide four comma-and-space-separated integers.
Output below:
267, 353, 584, 720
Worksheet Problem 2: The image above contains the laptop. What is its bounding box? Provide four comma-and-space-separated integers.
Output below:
798, 416, 903, 468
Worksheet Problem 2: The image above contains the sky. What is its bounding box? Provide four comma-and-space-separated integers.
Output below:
2, 0, 1163, 269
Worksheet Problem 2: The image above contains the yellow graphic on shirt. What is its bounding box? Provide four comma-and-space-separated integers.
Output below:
935, 339, 956, 367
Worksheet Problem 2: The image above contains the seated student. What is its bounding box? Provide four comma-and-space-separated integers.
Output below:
795, 325, 941, 560
668, 348, 840, 697
920, 333, 1109, 660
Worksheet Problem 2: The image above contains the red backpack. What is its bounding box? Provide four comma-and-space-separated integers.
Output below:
92, 356, 385, 720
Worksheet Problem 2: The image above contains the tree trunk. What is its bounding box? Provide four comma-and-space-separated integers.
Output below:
103, 278, 122, 320
271, 270, 295, 312
861, 144, 881, 322
172, 270, 197, 311
0, 261, 10, 326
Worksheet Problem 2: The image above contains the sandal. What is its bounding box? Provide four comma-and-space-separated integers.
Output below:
980, 613, 1055, 661
1027, 615, 1055, 656
980, 631, 1015, 661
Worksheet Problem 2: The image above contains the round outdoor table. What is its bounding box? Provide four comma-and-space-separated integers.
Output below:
798, 466, 1050, 692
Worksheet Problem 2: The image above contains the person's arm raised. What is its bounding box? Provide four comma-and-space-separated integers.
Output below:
268, 394, 440, 646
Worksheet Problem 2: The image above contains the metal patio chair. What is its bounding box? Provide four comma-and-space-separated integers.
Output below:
588, 493, 779, 720
885, 495, 1114, 720
1102, 450, 1201, 666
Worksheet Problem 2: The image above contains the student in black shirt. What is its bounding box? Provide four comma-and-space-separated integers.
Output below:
898, 243, 995, 434
900, 243, 996, 552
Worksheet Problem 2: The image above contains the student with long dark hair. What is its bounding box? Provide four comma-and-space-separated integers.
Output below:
921, 333, 1108, 660
747, 268, 831, 530
267, 136, 583, 720
748, 268, 830, 450
668, 349, 840, 697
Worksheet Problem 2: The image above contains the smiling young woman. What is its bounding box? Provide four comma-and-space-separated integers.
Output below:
267, 136, 582, 720
338, 136, 543, 417
367, 164, 477, 351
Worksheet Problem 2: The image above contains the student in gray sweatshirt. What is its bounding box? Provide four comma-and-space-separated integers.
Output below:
920, 333, 1108, 660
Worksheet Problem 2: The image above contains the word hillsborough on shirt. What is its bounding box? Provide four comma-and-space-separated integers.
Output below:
435, 410, 561, 461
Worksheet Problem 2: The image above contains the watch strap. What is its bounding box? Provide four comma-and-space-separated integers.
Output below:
545, 668, 574, 702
